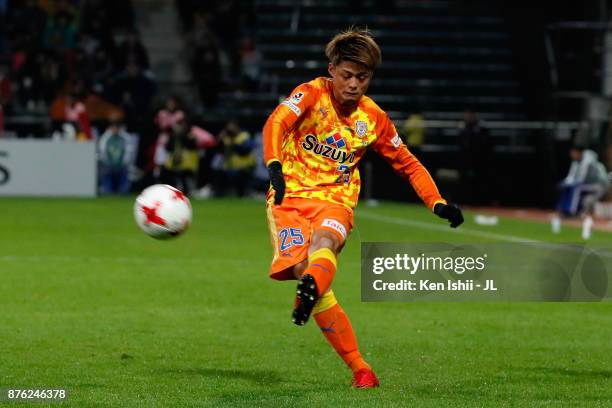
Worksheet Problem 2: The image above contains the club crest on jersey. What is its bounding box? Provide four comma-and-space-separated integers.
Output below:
302, 134, 354, 164
355, 120, 367, 137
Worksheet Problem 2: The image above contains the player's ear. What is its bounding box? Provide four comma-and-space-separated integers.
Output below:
328, 63, 335, 78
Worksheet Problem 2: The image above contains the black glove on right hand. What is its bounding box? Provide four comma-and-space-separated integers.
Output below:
434, 203, 464, 228
267, 161, 285, 205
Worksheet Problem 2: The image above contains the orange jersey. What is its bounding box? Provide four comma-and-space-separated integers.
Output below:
263, 77, 446, 210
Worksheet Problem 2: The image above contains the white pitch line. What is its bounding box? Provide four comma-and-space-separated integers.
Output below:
356, 211, 538, 243
356, 211, 612, 259
355, 211, 612, 259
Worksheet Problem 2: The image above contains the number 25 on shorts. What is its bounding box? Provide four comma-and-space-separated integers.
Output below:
279, 228, 304, 251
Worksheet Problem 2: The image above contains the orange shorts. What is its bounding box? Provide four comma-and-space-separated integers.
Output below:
266, 197, 354, 281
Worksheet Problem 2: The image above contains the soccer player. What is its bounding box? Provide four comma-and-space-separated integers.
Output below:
263, 28, 464, 388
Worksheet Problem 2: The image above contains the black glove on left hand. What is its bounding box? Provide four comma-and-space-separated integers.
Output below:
267, 161, 285, 205
434, 203, 464, 228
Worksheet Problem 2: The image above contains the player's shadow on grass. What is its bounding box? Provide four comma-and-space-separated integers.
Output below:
163, 368, 283, 386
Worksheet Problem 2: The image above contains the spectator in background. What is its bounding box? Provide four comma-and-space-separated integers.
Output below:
239, 36, 262, 91
37, 52, 64, 104
49, 91, 92, 140
190, 12, 214, 44
401, 110, 425, 151
83, 85, 124, 128
81, 0, 115, 48
152, 96, 186, 178
11, 41, 28, 74
178, 1, 255, 104
90, 47, 114, 90
153, 112, 216, 186
552, 145, 610, 239
113, 62, 156, 131
115, 30, 149, 71
213, 121, 256, 197
12, 42, 40, 110
155, 95, 185, 134
98, 117, 134, 194
191, 123, 217, 196
458, 109, 491, 205
0, 65, 13, 110
42, 11, 76, 51
192, 35, 220, 107
77, 32, 100, 59
162, 118, 199, 195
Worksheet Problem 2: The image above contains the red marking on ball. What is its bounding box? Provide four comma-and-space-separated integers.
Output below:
142, 202, 166, 226
166, 185, 187, 202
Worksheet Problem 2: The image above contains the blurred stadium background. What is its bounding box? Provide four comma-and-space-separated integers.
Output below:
1, 0, 611, 219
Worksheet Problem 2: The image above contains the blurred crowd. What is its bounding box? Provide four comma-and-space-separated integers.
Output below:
147, 95, 267, 198
0, 0, 267, 198
95, 92, 267, 198
0, 0, 146, 136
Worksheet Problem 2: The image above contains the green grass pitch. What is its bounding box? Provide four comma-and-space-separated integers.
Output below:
1, 197, 611, 407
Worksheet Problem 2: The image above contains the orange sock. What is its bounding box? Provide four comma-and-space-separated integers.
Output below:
314, 294, 370, 373
304, 248, 336, 296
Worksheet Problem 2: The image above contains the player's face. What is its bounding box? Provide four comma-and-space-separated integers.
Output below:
328, 61, 372, 107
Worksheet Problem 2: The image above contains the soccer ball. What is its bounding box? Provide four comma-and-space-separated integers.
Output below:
134, 184, 192, 239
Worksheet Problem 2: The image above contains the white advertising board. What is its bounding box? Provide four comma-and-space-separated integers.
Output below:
0, 140, 96, 197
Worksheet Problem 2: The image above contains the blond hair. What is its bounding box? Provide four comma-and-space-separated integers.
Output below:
325, 28, 382, 71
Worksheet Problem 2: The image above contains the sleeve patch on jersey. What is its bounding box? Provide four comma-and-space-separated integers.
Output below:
290, 92, 304, 104
391, 133, 402, 148
281, 100, 302, 116
321, 218, 347, 240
